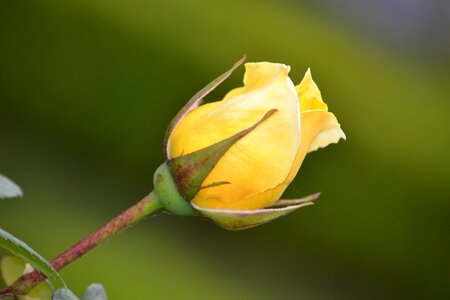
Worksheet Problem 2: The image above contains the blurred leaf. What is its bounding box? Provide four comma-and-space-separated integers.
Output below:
1, 255, 24, 285
52, 288, 79, 300
0, 173, 23, 199
0, 228, 64, 287
1, 256, 53, 300
27, 282, 53, 300
81, 284, 107, 300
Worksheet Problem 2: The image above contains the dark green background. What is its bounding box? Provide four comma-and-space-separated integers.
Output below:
1, 1, 449, 299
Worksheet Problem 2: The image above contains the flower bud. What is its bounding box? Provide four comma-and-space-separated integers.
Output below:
153, 57, 345, 230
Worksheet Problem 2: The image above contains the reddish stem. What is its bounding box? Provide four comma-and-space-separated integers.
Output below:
0, 192, 161, 298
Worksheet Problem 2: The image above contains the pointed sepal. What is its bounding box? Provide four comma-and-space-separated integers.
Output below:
192, 193, 320, 230
164, 56, 246, 157
167, 109, 277, 202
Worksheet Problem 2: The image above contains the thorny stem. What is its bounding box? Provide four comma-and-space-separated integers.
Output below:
0, 192, 162, 298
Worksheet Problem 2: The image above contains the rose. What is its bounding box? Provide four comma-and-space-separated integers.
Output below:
0, 59, 346, 300
152, 59, 345, 230
168, 62, 345, 209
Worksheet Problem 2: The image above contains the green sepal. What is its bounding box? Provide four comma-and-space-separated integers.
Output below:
163, 56, 246, 157
153, 163, 196, 216
167, 109, 277, 202
192, 193, 320, 231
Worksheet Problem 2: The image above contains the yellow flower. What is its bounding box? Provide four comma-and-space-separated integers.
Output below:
168, 62, 345, 210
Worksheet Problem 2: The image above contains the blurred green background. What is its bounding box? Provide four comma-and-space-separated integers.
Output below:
1, 0, 449, 299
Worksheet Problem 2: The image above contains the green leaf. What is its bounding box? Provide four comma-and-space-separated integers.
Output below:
1, 256, 53, 300
52, 288, 79, 300
0, 228, 64, 287
0, 173, 23, 199
81, 284, 107, 300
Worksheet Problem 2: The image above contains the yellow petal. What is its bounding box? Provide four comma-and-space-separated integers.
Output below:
296, 68, 345, 153
194, 180, 286, 210
169, 62, 301, 209
296, 68, 328, 112
307, 112, 346, 153
209, 110, 345, 210
285, 110, 345, 183
227, 71, 345, 210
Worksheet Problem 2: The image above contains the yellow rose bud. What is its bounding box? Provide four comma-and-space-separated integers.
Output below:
168, 62, 345, 211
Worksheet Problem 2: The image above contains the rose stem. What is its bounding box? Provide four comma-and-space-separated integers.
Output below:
0, 191, 161, 298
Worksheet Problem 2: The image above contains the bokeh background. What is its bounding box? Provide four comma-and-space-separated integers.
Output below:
1, 0, 449, 299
